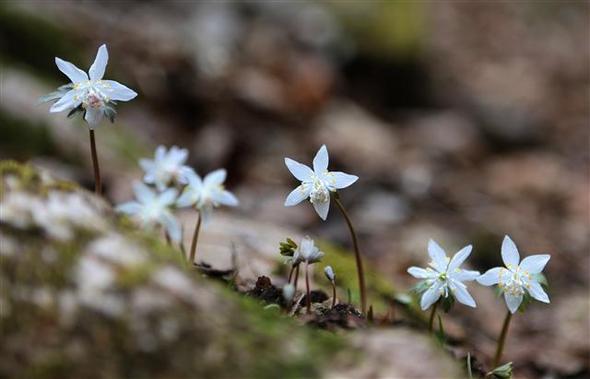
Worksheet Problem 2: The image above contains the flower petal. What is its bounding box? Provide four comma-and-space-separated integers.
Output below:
284, 158, 313, 182
448, 244, 472, 272
176, 187, 199, 208
453, 269, 480, 282
204, 169, 226, 187
407, 266, 431, 279
504, 292, 523, 314
89, 44, 108, 80
313, 145, 329, 173
160, 212, 182, 243
428, 239, 448, 272
526, 279, 550, 303
116, 201, 141, 215
55, 57, 88, 83
159, 188, 178, 206
476, 267, 502, 286
325, 171, 358, 191
313, 200, 330, 221
451, 281, 476, 307
501, 235, 520, 268
133, 182, 155, 204
519, 254, 550, 274
49, 89, 81, 113
84, 107, 104, 127
284, 184, 311, 207
420, 282, 442, 311
214, 190, 239, 207
101, 80, 138, 101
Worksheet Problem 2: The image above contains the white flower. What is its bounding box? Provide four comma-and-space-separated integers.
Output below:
139, 145, 192, 191
176, 169, 238, 222
324, 265, 335, 282
292, 236, 324, 264
284, 145, 358, 220
407, 239, 480, 311
44, 44, 137, 128
282, 284, 295, 303
116, 182, 181, 242
477, 235, 550, 314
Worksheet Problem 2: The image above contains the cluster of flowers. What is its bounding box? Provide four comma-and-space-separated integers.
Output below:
408, 236, 550, 315
116, 145, 238, 246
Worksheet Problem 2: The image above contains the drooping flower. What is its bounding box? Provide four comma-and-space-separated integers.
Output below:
139, 145, 192, 191
40, 44, 137, 128
176, 169, 238, 222
284, 145, 358, 220
292, 236, 324, 264
116, 182, 181, 242
324, 265, 335, 282
407, 239, 480, 311
477, 235, 550, 314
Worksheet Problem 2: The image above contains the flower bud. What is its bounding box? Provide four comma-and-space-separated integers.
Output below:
282, 284, 295, 303
324, 265, 335, 282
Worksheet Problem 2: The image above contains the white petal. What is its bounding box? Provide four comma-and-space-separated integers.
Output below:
204, 169, 226, 187
284, 158, 313, 182
420, 282, 442, 311
116, 202, 141, 215
159, 188, 178, 206
139, 158, 154, 173
55, 57, 88, 83
504, 292, 523, 314
160, 212, 182, 243
183, 169, 202, 188
476, 267, 503, 286
133, 182, 155, 204
501, 235, 520, 268
101, 80, 137, 101
448, 244, 472, 272
313, 144, 329, 173
451, 281, 476, 308
526, 279, 550, 303
453, 269, 480, 282
519, 254, 550, 274
214, 190, 239, 207
49, 89, 81, 113
89, 44, 108, 80
325, 171, 358, 191
176, 188, 199, 208
407, 266, 431, 279
84, 107, 104, 127
313, 200, 330, 221
284, 185, 311, 207
155, 145, 167, 160
428, 239, 448, 272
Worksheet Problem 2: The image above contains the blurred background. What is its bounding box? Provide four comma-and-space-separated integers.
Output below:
1, 1, 588, 377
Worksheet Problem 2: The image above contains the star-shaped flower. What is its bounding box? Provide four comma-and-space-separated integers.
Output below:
284, 145, 358, 220
292, 236, 324, 265
408, 239, 480, 310
139, 145, 192, 191
477, 235, 550, 314
116, 182, 181, 242
41, 44, 137, 128
176, 169, 238, 222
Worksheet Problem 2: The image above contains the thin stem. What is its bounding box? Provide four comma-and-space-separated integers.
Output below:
428, 301, 439, 333
293, 264, 300, 293
331, 282, 337, 308
288, 265, 296, 284
333, 193, 367, 314
88, 129, 102, 195
305, 262, 311, 314
188, 212, 202, 264
493, 311, 513, 368
164, 230, 172, 246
